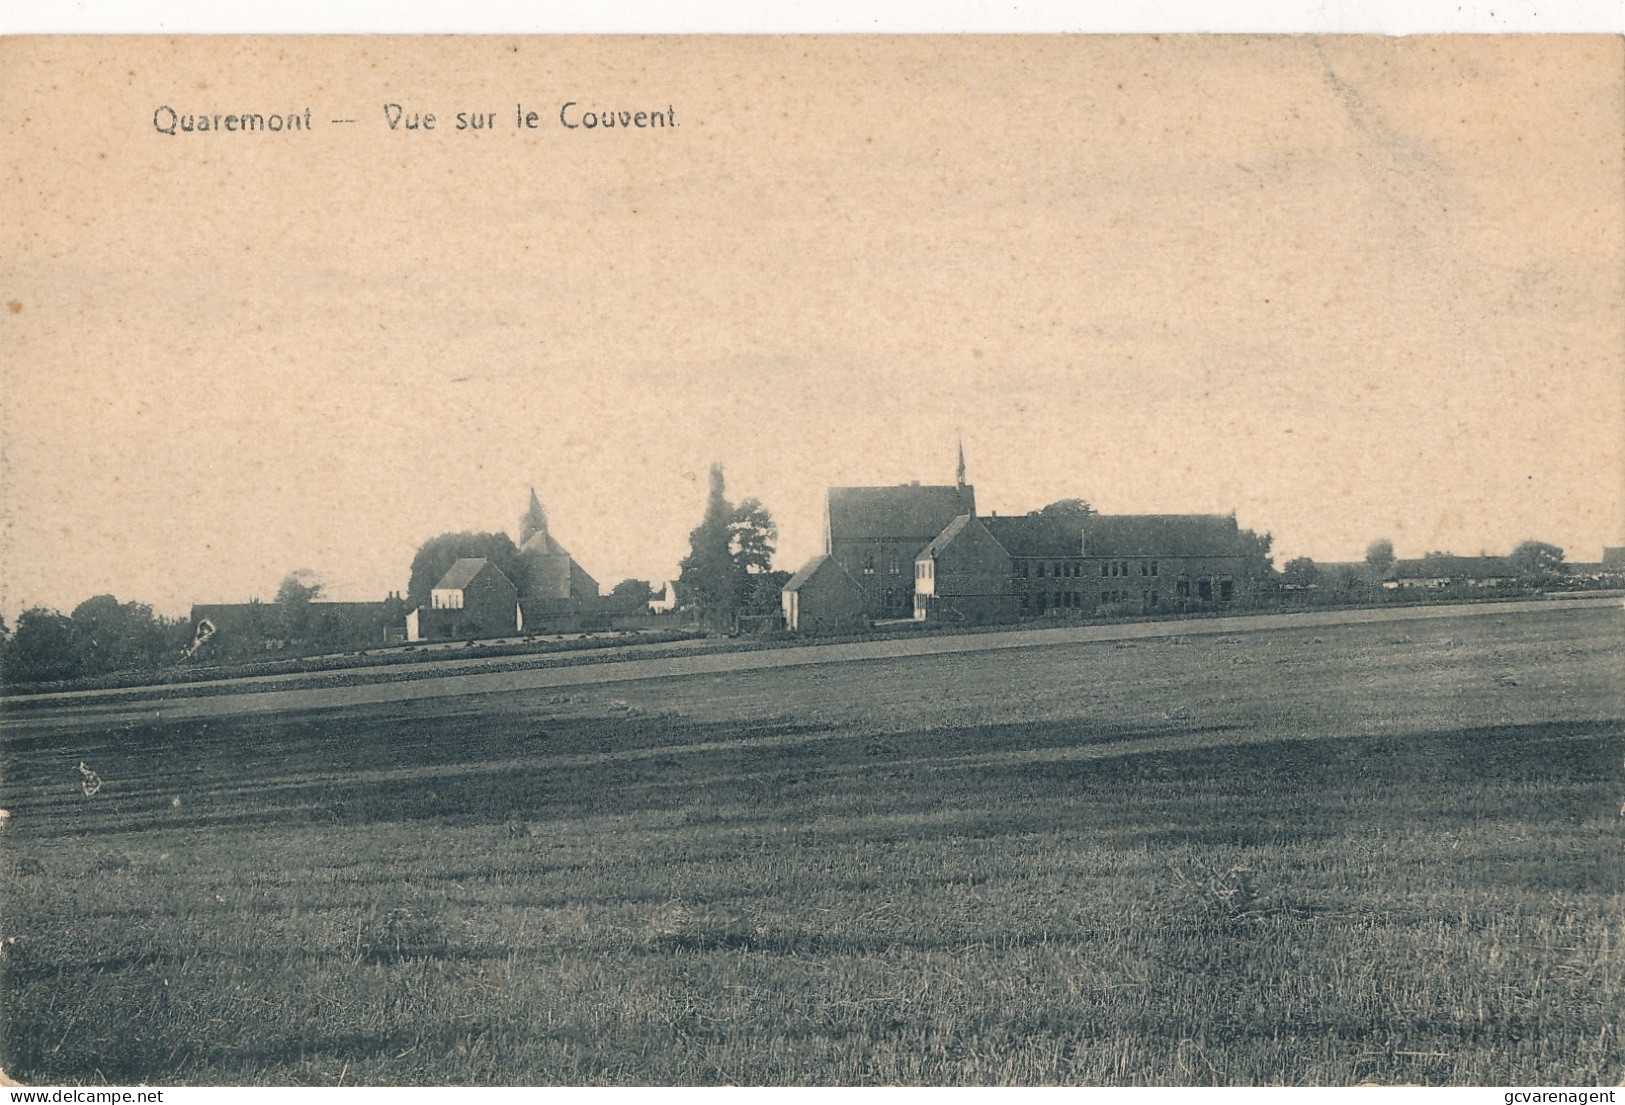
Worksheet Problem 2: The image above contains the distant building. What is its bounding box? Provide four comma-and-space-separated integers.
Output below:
647, 580, 679, 615
408, 558, 519, 641
1603, 547, 1625, 571
517, 488, 600, 610
190, 600, 397, 652
1385, 556, 1514, 590
782, 554, 864, 635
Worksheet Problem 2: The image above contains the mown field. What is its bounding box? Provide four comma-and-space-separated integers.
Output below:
2, 607, 1621, 1085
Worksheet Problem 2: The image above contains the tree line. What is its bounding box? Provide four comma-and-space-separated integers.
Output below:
0, 468, 1590, 688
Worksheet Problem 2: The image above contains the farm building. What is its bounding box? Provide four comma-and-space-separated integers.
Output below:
782, 554, 864, 635
407, 558, 520, 641
189, 599, 399, 654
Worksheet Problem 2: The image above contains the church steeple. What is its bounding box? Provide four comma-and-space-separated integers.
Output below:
520, 488, 549, 546
955, 435, 967, 489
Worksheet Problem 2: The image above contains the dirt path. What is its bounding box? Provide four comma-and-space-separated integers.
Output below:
4, 597, 1617, 728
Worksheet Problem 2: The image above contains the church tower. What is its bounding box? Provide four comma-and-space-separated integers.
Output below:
519, 488, 549, 547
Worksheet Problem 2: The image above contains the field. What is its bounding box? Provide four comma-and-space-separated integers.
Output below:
2, 605, 1621, 1085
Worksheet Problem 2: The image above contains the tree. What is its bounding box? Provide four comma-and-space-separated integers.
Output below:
406, 532, 528, 609
677, 464, 779, 629
1282, 556, 1320, 589
7, 607, 80, 684
1509, 540, 1566, 584
1238, 528, 1276, 579
276, 569, 324, 642
606, 578, 655, 615
1035, 498, 1096, 521
1365, 538, 1396, 576
69, 594, 167, 675
744, 569, 792, 615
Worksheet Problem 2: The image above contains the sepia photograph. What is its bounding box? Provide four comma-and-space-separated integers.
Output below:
0, 32, 1621, 1087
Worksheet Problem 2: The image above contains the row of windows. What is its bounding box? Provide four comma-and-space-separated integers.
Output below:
1018, 559, 1163, 578
1020, 591, 1087, 609
862, 551, 904, 576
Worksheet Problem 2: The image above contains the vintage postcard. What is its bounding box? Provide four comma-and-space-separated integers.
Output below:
0, 36, 1621, 1088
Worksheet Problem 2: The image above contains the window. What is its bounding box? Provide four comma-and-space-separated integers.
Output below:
1037, 562, 1046, 578
1101, 563, 1109, 577
1150, 591, 1159, 606
1020, 592, 1030, 609
1150, 561, 1159, 577
1177, 579, 1190, 598
1220, 579, 1234, 601
1199, 579, 1213, 601
863, 551, 875, 576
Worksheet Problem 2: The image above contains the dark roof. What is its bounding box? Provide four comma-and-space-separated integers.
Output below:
434, 557, 495, 591
783, 554, 858, 593
1391, 556, 1512, 579
827, 484, 975, 545
1079, 514, 1244, 558
919, 514, 981, 559
983, 514, 1087, 559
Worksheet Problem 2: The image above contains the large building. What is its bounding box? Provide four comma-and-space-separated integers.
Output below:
822, 446, 976, 620
917, 511, 1252, 623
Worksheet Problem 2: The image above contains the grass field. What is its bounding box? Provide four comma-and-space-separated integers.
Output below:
2, 606, 1621, 1085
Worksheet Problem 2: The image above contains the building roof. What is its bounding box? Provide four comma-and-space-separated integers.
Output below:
1079, 514, 1244, 558
519, 488, 550, 546
434, 557, 495, 591
521, 530, 571, 557
1390, 555, 1512, 579
783, 554, 858, 593
983, 513, 1087, 558
827, 484, 976, 545
919, 514, 976, 559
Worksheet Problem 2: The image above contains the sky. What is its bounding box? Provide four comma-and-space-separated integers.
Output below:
1, 35, 1621, 618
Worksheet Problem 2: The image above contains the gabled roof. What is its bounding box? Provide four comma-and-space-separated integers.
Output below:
827, 484, 976, 544
983, 513, 1086, 559
434, 557, 494, 591
1079, 514, 1244, 558
783, 554, 859, 593
918, 514, 1007, 560
919, 514, 974, 558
